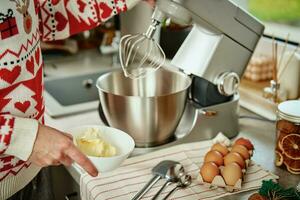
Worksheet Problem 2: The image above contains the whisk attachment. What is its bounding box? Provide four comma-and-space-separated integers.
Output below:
119, 18, 166, 79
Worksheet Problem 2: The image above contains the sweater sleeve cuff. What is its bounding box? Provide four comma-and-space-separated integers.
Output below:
5, 117, 39, 161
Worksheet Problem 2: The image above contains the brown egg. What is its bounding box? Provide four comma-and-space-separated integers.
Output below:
204, 150, 224, 166
200, 162, 220, 183
222, 162, 242, 186
231, 144, 250, 160
224, 152, 245, 169
234, 137, 254, 150
211, 143, 229, 156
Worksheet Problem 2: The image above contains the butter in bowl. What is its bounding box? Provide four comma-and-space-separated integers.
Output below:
70, 125, 135, 172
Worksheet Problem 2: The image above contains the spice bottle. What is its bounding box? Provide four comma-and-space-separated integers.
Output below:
275, 100, 300, 174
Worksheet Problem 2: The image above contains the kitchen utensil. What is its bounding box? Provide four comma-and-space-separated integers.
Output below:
131, 160, 179, 200
119, 13, 165, 79
135, 0, 263, 137
162, 174, 192, 200
70, 125, 135, 172
100, 0, 264, 146
151, 163, 185, 200
96, 68, 191, 147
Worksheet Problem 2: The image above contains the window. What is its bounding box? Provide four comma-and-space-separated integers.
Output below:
232, 0, 300, 43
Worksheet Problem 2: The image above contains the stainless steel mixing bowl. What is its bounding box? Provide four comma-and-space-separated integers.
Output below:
96, 68, 192, 147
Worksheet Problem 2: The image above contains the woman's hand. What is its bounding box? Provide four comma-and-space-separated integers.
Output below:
28, 124, 98, 177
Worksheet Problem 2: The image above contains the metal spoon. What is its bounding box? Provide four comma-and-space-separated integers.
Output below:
162, 174, 192, 200
151, 163, 185, 200
131, 160, 179, 200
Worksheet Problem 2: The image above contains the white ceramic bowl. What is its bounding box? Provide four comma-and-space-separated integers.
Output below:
70, 125, 135, 172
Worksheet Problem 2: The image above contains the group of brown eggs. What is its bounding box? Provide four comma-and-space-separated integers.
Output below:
200, 138, 254, 187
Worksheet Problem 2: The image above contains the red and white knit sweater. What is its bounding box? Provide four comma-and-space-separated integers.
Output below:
0, 0, 134, 199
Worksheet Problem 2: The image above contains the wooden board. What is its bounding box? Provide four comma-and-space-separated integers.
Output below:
239, 78, 277, 121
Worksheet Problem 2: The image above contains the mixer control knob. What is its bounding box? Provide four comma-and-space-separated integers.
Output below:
215, 72, 240, 96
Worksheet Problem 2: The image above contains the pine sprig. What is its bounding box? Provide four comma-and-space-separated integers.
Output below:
259, 180, 300, 200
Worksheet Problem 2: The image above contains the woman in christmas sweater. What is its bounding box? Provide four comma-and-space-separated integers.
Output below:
0, 0, 139, 199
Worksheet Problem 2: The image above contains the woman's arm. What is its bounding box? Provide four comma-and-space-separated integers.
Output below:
0, 114, 98, 176
36, 0, 128, 41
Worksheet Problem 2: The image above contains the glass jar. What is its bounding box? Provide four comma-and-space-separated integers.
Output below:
275, 100, 300, 174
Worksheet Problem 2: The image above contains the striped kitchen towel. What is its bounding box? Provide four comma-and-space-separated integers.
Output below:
80, 140, 278, 200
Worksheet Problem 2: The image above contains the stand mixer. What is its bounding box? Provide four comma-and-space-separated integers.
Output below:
99, 0, 264, 151
140, 0, 263, 129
